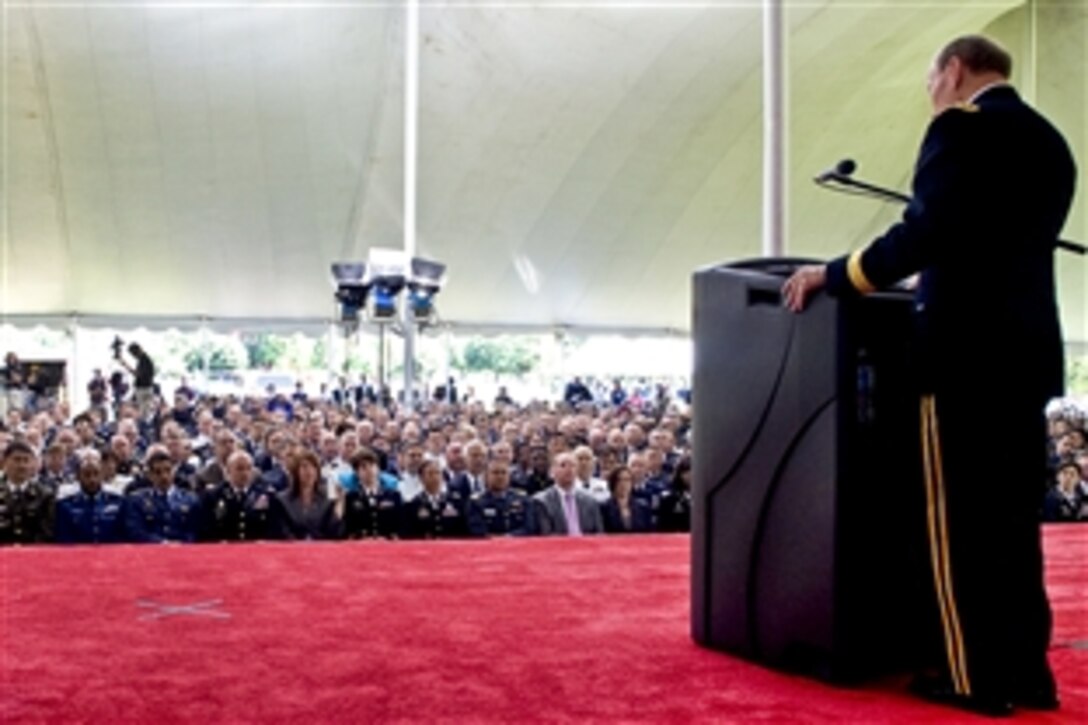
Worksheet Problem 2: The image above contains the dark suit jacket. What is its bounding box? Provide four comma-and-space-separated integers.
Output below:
271, 491, 342, 540
532, 486, 604, 535
601, 497, 654, 534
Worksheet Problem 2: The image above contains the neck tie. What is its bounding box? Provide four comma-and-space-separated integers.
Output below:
563, 492, 582, 536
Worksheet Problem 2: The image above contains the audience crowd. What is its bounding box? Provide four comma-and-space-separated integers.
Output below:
1045, 401, 1088, 522
0, 368, 693, 545
3, 350, 1087, 546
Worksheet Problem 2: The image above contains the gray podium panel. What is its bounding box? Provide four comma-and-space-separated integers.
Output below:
690, 259, 935, 683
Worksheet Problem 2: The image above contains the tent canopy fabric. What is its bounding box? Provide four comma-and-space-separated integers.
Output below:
4, 0, 1086, 339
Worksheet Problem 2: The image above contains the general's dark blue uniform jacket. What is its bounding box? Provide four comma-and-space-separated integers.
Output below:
125, 486, 203, 543
467, 488, 534, 536
826, 86, 1076, 403
55, 490, 127, 543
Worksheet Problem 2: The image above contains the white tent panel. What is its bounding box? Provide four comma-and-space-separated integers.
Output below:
3, 0, 1084, 340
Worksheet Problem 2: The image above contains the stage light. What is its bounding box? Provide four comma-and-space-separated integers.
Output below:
330, 262, 370, 322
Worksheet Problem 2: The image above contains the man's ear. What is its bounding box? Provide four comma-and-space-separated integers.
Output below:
947, 56, 966, 91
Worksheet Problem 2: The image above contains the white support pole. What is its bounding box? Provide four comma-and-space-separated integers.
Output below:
1024, 0, 1038, 105
762, 0, 787, 258
68, 316, 80, 413
199, 321, 210, 393
402, 0, 420, 411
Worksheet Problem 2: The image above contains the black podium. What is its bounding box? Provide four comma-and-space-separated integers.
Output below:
690, 259, 936, 682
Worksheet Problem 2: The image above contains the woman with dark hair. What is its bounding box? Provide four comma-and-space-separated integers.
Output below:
657, 457, 692, 533
600, 466, 653, 534
271, 448, 342, 540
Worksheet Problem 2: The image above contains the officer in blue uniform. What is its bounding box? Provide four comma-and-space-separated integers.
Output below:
55, 454, 126, 544
0, 441, 55, 544
343, 448, 401, 539
467, 458, 534, 537
401, 459, 467, 539
125, 451, 202, 543
201, 451, 275, 542
783, 36, 1077, 717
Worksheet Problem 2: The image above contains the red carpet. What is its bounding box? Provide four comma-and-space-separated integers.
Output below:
2, 527, 1085, 723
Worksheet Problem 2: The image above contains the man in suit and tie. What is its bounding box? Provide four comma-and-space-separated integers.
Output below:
452, 439, 489, 498
532, 452, 604, 536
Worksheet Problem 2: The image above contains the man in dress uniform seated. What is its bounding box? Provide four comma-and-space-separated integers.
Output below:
401, 459, 467, 540
125, 451, 202, 543
0, 441, 55, 545
55, 454, 126, 544
201, 450, 275, 542
467, 457, 534, 537
343, 448, 402, 539
783, 35, 1077, 717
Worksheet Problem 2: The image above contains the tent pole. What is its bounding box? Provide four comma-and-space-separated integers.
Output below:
401, 0, 421, 412
762, 0, 787, 258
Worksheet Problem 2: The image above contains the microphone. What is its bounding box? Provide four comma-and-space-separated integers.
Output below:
813, 158, 1088, 255
814, 158, 856, 183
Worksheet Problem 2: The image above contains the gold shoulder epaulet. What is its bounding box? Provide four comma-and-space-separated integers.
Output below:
950, 101, 979, 113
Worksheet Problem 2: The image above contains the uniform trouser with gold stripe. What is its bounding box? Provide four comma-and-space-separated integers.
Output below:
919, 391, 1052, 697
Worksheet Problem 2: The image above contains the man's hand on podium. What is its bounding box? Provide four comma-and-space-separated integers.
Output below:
782, 265, 827, 312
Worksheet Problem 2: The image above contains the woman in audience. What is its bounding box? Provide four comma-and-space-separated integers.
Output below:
272, 448, 343, 540
657, 456, 692, 533
601, 466, 653, 534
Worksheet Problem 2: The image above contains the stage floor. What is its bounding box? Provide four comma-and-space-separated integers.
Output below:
2, 528, 1085, 723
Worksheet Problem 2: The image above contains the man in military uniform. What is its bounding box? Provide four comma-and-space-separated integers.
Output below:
55, 454, 126, 544
0, 441, 55, 544
343, 448, 401, 539
201, 450, 274, 542
467, 458, 534, 537
125, 451, 202, 543
401, 459, 467, 539
783, 36, 1076, 716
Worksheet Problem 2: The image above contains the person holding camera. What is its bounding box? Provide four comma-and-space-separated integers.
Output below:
1, 352, 27, 418
117, 342, 156, 419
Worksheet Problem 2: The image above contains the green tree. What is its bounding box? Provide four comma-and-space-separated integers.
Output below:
245, 333, 287, 370
462, 338, 538, 378
311, 337, 328, 369
183, 339, 245, 372
1068, 355, 1088, 395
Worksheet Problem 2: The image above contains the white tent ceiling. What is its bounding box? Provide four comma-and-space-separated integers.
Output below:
3, 0, 1086, 339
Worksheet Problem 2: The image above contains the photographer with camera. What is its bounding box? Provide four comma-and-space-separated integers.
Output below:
114, 339, 156, 419
1, 352, 27, 419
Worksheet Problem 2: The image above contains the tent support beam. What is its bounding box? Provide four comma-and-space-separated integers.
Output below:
402, 0, 421, 411
762, 0, 787, 258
